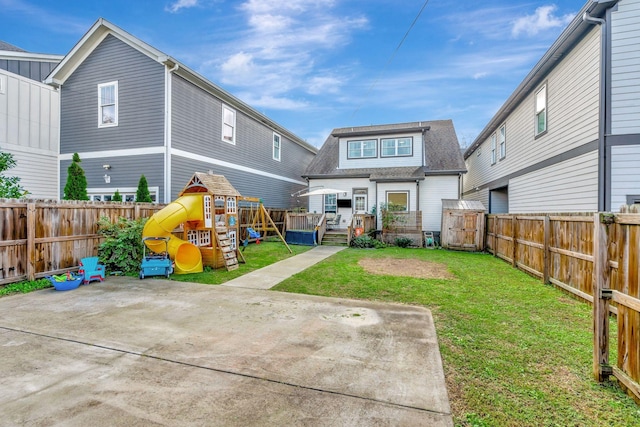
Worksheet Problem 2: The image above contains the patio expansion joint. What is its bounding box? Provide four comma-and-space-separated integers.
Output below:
0, 325, 451, 418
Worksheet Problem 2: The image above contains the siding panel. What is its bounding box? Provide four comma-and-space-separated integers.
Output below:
463, 26, 601, 213
420, 175, 459, 232
0, 69, 59, 199
170, 156, 306, 209
611, 144, 640, 210
60, 34, 165, 154
509, 150, 598, 213
611, 0, 640, 135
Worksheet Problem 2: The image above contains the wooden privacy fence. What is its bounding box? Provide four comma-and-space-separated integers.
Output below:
0, 199, 288, 285
0, 199, 163, 285
486, 212, 640, 401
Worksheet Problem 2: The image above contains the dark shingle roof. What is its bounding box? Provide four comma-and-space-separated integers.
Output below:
303, 120, 466, 179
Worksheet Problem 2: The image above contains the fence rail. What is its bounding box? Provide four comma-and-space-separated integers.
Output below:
486, 211, 640, 402
0, 199, 288, 285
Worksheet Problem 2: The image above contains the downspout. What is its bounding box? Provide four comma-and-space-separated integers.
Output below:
583, 10, 607, 211
165, 63, 179, 203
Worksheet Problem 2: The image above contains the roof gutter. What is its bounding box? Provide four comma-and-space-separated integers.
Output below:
463, 0, 618, 160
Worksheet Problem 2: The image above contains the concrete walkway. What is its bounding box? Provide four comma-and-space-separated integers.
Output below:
224, 245, 346, 289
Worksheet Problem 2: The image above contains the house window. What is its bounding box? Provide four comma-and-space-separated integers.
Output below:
98, 81, 118, 127
490, 133, 497, 165
222, 104, 236, 144
386, 192, 408, 211
535, 84, 547, 136
324, 194, 337, 214
347, 139, 377, 158
273, 132, 281, 161
88, 187, 158, 203
381, 137, 412, 157
498, 124, 506, 160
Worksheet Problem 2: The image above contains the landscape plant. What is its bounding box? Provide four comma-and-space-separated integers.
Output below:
112, 189, 123, 202
0, 146, 28, 198
378, 202, 406, 231
0, 278, 51, 297
136, 175, 152, 203
350, 235, 386, 249
63, 153, 89, 200
97, 216, 146, 273
394, 237, 413, 248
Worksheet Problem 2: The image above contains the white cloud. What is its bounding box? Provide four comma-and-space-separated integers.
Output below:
166, 0, 198, 13
511, 5, 574, 37
237, 93, 309, 110
307, 76, 344, 95
198, 0, 368, 110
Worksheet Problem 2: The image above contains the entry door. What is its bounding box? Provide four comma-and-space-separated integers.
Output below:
354, 194, 368, 214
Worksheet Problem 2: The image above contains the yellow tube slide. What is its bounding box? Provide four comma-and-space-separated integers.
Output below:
142, 194, 204, 274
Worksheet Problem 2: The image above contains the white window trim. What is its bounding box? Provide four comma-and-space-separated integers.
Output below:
386, 191, 409, 212
347, 139, 377, 159
222, 104, 236, 145
498, 124, 506, 160
381, 137, 413, 157
87, 186, 159, 203
273, 132, 281, 161
490, 133, 497, 165
535, 84, 547, 136
98, 81, 118, 128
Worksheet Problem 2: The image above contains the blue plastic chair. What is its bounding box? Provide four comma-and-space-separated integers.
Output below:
79, 257, 106, 284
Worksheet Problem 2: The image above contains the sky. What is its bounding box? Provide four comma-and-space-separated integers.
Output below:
1, 0, 586, 148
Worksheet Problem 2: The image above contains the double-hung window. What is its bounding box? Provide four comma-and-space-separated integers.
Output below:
222, 104, 236, 144
490, 133, 497, 165
273, 132, 281, 161
498, 124, 506, 160
98, 81, 118, 127
535, 84, 547, 136
381, 137, 412, 157
347, 139, 376, 158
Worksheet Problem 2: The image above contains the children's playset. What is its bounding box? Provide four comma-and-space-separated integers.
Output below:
141, 172, 290, 275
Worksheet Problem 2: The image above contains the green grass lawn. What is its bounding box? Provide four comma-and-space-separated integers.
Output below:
169, 240, 312, 285
272, 247, 640, 426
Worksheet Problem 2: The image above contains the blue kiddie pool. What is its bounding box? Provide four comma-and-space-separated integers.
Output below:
285, 229, 317, 246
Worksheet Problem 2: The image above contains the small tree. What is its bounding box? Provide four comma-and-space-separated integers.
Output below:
0, 147, 28, 198
63, 153, 88, 200
136, 175, 152, 203
112, 189, 123, 202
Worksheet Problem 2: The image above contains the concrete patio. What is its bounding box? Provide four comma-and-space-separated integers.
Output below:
0, 273, 452, 426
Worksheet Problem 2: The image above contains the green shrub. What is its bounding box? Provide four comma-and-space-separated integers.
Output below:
0, 278, 51, 297
112, 189, 123, 202
136, 175, 153, 203
97, 216, 147, 273
394, 237, 413, 248
350, 235, 386, 249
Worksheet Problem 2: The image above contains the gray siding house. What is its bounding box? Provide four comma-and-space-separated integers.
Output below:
45, 18, 317, 206
463, 0, 640, 213
0, 42, 62, 199
303, 120, 466, 235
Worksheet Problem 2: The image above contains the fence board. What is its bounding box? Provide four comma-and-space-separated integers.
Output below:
487, 211, 640, 400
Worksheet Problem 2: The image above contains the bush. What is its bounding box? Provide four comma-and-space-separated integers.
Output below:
97, 216, 147, 273
136, 175, 153, 203
350, 235, 386, 249
394, 237, 413, 248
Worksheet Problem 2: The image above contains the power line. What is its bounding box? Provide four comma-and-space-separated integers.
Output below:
351, 0, 431, 119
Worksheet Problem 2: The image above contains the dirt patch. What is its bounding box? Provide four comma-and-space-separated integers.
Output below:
358, 257, 455, 280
